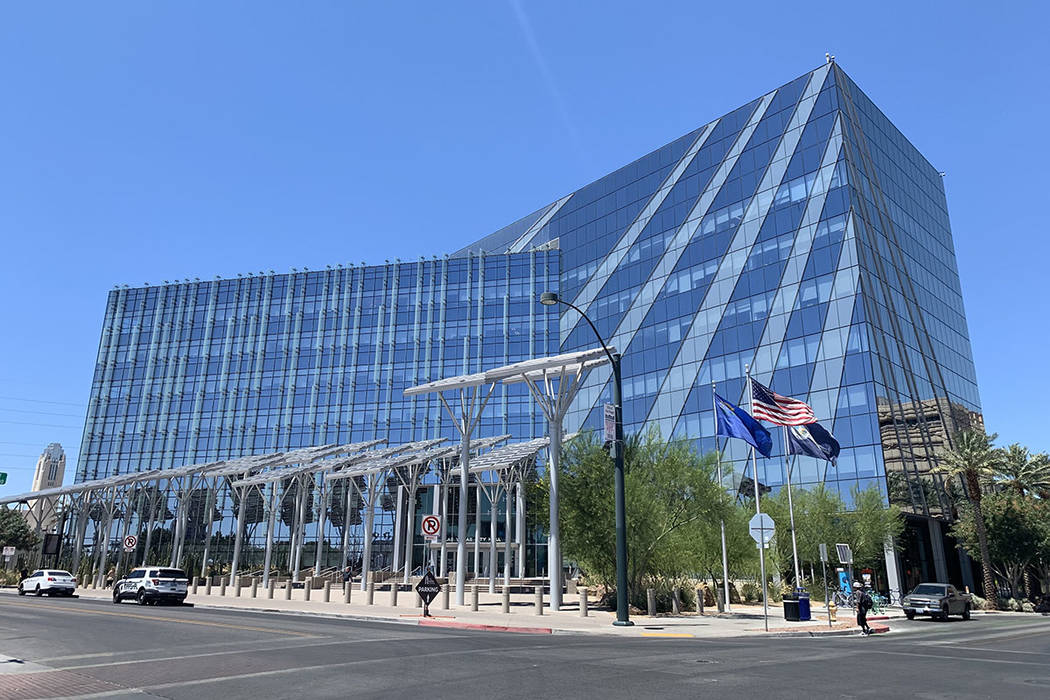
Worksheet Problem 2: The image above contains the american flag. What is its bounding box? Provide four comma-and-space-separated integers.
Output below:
750, 378, 815, 426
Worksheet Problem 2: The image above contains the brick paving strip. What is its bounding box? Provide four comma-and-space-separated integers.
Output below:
0, 669, 129, 700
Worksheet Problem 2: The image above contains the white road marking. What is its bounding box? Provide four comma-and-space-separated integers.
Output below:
869, 649, 1046, 666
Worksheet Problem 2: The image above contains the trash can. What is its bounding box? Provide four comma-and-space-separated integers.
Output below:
783, 592, 800, 621
797, 591, 811, 621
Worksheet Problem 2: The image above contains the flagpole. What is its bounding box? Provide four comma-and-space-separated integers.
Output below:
746, 365, 769, 632
712, 382, 731, 613
783, 425, 801, 590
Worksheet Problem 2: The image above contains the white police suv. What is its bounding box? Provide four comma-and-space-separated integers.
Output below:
18, 570, 77, 596
113, 567, 189, 605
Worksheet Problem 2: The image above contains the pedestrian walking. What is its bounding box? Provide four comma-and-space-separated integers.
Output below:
19, 567, 29, 582
856, 582, 873, 635
342, 565, 352, 584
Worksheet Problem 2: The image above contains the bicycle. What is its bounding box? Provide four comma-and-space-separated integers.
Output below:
832, 589, 857, 609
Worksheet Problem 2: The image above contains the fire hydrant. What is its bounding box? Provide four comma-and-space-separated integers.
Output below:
828, 600, 838, 622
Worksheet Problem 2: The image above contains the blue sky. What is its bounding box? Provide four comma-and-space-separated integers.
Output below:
1, 2, 1047, 494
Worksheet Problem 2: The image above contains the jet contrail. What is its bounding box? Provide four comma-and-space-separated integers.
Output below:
508, 0, 590, 167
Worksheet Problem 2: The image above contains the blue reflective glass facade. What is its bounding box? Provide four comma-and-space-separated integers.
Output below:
78, 63, 980, 581
457, 63, 980, 519
79, 253, 558, 483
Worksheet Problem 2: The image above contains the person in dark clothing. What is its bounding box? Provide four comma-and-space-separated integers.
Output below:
856, 582, 873, 635
19, 567, 29, 582
342, 565, 352, 583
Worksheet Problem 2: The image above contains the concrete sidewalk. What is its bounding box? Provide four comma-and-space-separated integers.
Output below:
1, 585, 888, 638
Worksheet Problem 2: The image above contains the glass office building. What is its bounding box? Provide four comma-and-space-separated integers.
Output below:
79, 62, 981, 591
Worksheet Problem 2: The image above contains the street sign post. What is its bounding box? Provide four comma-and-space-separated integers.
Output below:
415, 570, 441, 617
747, 512, 774, 632
123, 535, 138, 553
819, 543, 828, 563
421, 514, 441, 541
2, 546, 15, 558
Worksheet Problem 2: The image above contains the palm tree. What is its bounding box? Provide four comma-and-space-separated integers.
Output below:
936, 430, 1001, 605
996, 444, 1050, 497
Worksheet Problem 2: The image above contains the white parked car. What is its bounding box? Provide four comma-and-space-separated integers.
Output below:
112, 567, 189, 605
18, 570, 77, 597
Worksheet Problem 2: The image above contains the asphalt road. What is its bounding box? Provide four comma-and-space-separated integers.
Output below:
1, 595, 1048, 699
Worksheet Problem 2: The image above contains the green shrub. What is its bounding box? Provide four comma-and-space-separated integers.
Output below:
1002, 597, 1023, 612
741, 582, 760, 602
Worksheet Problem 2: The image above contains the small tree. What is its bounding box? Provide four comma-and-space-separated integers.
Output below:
0, 507, 39, 551
1033, 499, 1050, 597
848, 485, 904, 569
538, 428, 730, 609
952, 492, 1042, 600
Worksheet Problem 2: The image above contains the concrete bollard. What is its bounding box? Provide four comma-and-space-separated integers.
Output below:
579, 587, 589, 617
698, 588, 706, 614
344, 581, 352, 604
441, 583, 450, 610
205, 579, 212, 596
390, 583, 399, 607
220, 579, 227, 597
251, 578, 258, 599
235, 577, 242, 598
304, 583, 311, 601
191, 578, 199, 595
284, 582, 292, 600
502, 588, 511, 614
367, 577, 375, 605
647, 588, 656, 617
715, 587, 724, 613
471, 584, 479, 612
534, 586, 544, 615
324, 580, 332, 603
268, 579, 276, 599
671, 589, 682, 615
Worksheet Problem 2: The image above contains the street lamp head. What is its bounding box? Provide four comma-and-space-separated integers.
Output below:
539, 292, 560, 306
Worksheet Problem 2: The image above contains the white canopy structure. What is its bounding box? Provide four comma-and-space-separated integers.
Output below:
405, 347, 610, 610
450, 437, 550, 591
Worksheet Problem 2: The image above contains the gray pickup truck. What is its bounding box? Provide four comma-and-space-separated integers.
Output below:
902, 583, 972, 620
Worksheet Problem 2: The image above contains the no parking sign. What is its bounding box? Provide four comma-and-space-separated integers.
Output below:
123, 535, 138, 552
421, 514, 441, 541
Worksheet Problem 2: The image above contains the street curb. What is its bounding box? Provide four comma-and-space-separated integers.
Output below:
419, 619, 553, 635
4, 591, 902, 640
137, 600, 423, 628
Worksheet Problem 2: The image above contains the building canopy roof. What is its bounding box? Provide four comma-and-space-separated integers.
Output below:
402, 347, 611, 396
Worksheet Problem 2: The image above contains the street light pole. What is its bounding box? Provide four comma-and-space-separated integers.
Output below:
540, 292, 633, 626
